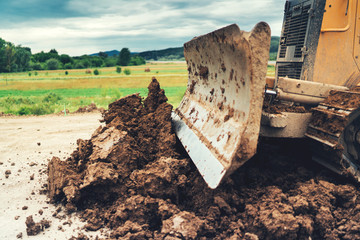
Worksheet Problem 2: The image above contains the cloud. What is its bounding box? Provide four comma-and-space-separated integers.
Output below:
0, 0, 284, 55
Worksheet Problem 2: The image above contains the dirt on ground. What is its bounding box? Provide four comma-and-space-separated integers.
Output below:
45, 78, 360, 240
0, 111, 105, 239
74, 103, 104, 114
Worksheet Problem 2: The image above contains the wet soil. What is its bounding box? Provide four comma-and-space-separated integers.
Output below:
48, 79, 360, 239
263, 99, 308, 114
323, 89, 360, 110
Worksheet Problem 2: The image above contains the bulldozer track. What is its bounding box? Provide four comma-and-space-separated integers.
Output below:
305, 89, 360, 181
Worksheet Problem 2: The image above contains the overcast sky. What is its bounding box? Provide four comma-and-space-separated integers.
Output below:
0, 0, 285, 56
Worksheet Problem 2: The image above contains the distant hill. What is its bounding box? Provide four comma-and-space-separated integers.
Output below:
90, 47, 184, 61
90, 50, 119, 57
90, 37, 279, 61
137, 47, 184, 61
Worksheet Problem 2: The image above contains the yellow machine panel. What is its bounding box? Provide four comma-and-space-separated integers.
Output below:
312, 0, 360, 87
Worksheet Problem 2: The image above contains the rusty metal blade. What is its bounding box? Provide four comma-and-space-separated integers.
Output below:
172, 23, 271, 188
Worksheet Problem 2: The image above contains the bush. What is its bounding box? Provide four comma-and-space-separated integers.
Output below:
65, 71, 69, 75
31, 105, 48, 115
28, 72, 32, 77
94, 69, 99, 75
64, 63, 73, 69
116, 66, 121, 73
31, 62, 42, 70
43, 92, 62, 103
18, 107, 31, 115
124, 68, 131, 75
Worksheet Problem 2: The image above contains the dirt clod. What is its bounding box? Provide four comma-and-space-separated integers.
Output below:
25, 215, 50, 236
46, 79, 360, 239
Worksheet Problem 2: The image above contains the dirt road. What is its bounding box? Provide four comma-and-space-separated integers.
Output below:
0, 112, 104, 239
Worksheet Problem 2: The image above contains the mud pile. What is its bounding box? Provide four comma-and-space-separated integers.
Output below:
48, 78, 360, 239
74, 103, 104, 113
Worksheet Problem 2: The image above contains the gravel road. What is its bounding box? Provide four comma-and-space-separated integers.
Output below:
0, 112, 105, 239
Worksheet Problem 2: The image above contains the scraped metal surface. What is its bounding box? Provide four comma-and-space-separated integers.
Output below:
173, 23, 271, 188
172, 111, 226, 189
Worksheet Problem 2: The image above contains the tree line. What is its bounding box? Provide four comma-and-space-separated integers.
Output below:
0, 38, 145, 73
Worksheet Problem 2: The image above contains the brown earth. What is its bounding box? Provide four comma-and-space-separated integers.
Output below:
263, 98, 308, 114
74, 103, 104, 114
47, 78, 360, 239
323, 89, 360, 110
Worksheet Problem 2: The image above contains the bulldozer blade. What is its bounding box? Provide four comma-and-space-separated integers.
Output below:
172, 23, 271, 189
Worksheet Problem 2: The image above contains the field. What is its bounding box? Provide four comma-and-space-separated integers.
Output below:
0, 62, 275, 115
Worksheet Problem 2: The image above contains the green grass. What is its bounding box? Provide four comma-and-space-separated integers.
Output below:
0, 86, 186, 115
0, 63, 274, 115
0, 63, 188, 115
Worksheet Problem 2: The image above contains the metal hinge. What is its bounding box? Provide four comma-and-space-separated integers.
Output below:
308, 8, 315, 17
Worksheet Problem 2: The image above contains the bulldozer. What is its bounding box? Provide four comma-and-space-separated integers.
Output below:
172, 0, 360, 189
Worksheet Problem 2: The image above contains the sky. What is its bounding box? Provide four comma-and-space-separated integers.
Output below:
0, 0, 285, 56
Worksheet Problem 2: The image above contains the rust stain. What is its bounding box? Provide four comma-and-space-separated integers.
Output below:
224, 108, 234, 122
189, 80, 196, 94
229, 69, 234, 81
240, 77, 245, 86
218, 102, 224, 110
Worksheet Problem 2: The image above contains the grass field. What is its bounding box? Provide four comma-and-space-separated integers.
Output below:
0, 62, 275, 115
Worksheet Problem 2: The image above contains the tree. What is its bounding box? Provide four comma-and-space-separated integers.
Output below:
118, 48, 131, 66
91, 56, 104, 67
104, 57, 117, 67
130, 56, 146, 66
99, 51, 108, 58
5, 43, 16, 72
59, 54, 73, 65
46, 58, 61, 70
64, 63, 73, 69
15, 46, 31, 72
49, 49, 58, 54
0, 38, 7, 72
